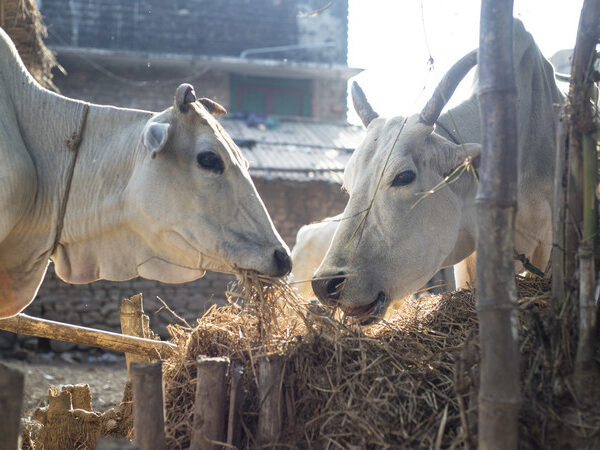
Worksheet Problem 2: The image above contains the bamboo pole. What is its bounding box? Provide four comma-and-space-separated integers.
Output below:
552, 116, 568, 309
256, 354, 284, 446
121, 294, 154, 375
575, 132, 598, 396
0, 363, 24, 450
0, 314, 176, 358
565, 132, 585, 290
565, 0, 600, 399
226, 362, 245, 448
190, 357, 229, 450
476, 2, 520, 448
131, 362, 167, 450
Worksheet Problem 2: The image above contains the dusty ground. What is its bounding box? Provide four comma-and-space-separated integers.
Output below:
1, 353, 128, 416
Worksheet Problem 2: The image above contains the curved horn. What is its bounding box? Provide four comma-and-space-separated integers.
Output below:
175, 83, 197, 112
419, 49, 478, 126
351, 81, 379, 127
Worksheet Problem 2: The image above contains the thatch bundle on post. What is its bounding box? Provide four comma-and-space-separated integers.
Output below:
26, 384, 132, 450
1, 0, 59, 90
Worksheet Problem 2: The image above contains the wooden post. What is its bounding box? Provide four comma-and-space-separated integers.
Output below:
121, 294, 153, 375
0, 314, 175, 358
476, 2, 520, 449
226, 362, 245, 448
63, 384, 93, 410
130, 362, 167, 450
256, 354, 284, 446
0, 363, 24, 450
190, 357, 229, 450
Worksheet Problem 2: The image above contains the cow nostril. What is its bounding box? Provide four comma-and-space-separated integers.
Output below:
326, 277, 346, 300
273, 249, 292, 277
312, 273, 346, 305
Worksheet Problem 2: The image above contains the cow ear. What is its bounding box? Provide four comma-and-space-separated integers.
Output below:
432, 142, 481, 175
142, 122, 170, 159
199, 98, 227, 116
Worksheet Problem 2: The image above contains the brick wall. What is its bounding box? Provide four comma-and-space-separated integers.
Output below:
41, 0, 348, 65
52, 61, 347, 121
53, 64, 230, 113
313, 78, 348, 121
9, 178, 347, 350
255, 178, 348, 246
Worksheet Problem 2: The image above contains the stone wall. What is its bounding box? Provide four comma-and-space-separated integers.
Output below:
7, 178, 347, 350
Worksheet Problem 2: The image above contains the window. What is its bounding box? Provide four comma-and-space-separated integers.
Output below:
230, 75, 312, 117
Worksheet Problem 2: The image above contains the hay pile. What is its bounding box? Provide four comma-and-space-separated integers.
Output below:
2, 0, 59, 90
162, 274, 600, 449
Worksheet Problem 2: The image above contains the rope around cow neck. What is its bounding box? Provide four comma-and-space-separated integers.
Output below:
50, 102, 90, 257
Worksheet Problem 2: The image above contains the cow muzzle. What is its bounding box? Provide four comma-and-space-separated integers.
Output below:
271, 248, 292, 278
312, 273, 387, 325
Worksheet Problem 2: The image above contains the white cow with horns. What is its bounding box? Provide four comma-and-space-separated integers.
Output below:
291, 214, 454, 300
312, 19, 564, 325
0, 27, 291, 318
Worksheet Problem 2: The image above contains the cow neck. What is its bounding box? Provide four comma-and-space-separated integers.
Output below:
53, 105, 154, 283
7, 73, 100, 256
49, 102, 90, 257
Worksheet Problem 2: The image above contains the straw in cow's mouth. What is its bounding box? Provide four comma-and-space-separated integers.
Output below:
341, 291, 387, 326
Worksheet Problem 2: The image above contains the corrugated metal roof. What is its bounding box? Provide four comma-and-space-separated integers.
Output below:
219, 116, 365, 183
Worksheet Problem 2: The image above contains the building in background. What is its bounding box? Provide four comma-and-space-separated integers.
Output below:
15, 0, 364, 345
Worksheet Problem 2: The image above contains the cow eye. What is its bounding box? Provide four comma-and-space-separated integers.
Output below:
196, 151, 224, 174
391, 170, 416, 187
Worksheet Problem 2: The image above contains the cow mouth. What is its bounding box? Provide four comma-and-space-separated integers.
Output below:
340, 291, 387, 326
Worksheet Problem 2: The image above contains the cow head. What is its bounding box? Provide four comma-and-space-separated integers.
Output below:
312, 51, 479, 324
125, 83, 291, 282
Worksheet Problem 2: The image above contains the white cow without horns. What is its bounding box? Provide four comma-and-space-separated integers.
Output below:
0, 27, 291, 318
312, 19, 563, 325
290, 215, 342, 299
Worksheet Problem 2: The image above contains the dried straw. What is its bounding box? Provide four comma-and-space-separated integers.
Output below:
161, 273, 600, 449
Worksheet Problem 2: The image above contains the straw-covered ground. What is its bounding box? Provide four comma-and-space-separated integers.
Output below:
161, 273, 600, 449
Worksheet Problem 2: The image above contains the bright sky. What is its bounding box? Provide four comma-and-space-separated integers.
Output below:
347, 0, 584, 124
